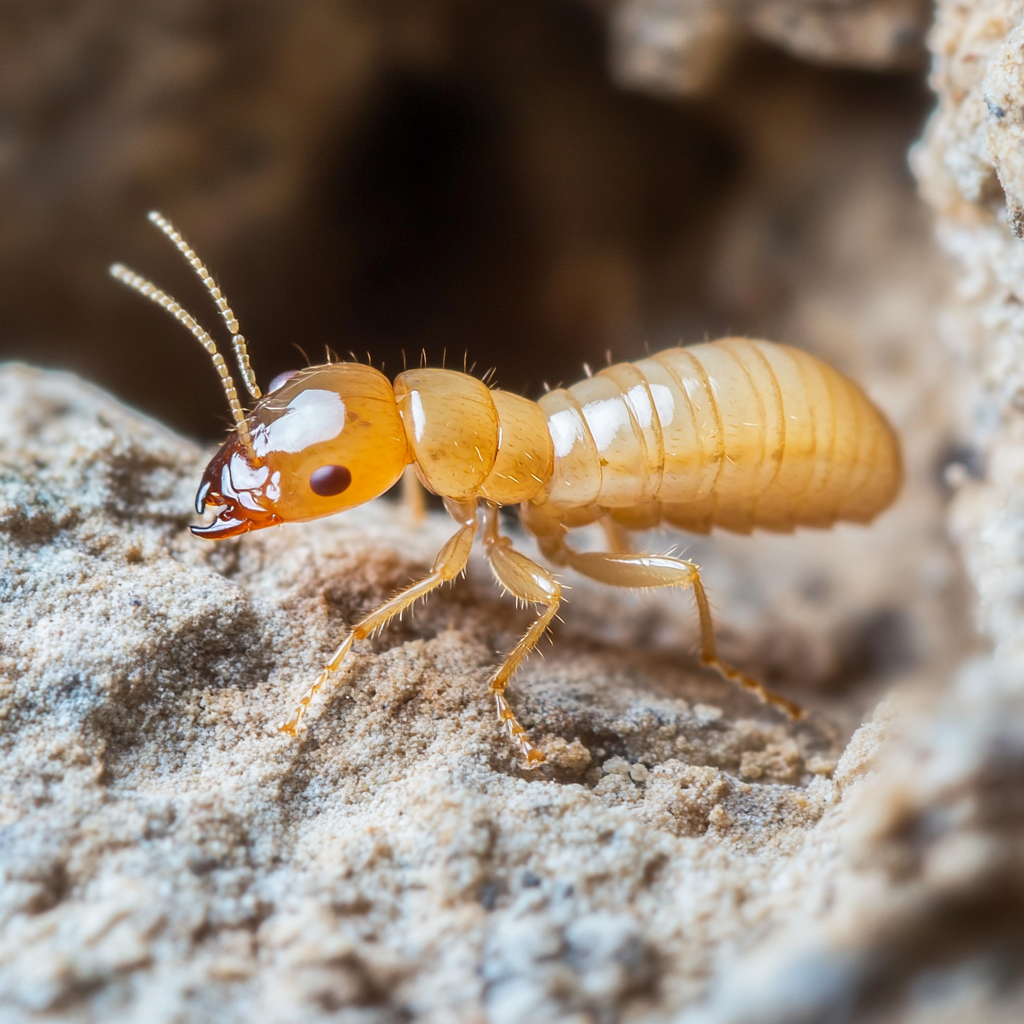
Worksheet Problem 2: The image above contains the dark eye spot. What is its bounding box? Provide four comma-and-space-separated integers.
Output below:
309, 464, 352, 497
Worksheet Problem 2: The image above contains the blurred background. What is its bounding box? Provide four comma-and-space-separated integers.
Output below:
0, 0, 935, 442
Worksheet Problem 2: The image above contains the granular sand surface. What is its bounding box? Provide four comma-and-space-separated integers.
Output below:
1, 364, 1018, 1023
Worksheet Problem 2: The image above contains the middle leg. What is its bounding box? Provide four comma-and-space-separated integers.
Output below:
480, 506, 562, 765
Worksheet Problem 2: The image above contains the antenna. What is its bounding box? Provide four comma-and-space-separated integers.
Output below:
109, 263, 255, 451
145, 211, 261, 401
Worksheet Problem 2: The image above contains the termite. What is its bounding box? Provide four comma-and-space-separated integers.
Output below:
111, 212, 902, 765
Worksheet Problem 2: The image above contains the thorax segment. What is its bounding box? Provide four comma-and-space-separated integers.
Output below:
393, 368, 552, 505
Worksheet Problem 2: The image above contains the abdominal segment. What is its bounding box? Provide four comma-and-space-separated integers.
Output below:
533, 338, 902, 536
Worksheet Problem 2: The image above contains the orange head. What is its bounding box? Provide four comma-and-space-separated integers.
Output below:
192, 364, 408, 538
111, 212, 408, 541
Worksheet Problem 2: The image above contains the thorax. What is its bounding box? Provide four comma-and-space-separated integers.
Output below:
393, 368, 553, 506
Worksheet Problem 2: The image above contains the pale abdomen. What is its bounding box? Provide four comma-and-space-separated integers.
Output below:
533, 338, 902, 534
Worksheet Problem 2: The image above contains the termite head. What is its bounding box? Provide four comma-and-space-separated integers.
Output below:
111, 213, 408, 541
193, 364, 408, 538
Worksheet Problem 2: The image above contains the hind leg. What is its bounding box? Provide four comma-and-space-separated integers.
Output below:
600, 516, 634, 554
546, 537, 803, 720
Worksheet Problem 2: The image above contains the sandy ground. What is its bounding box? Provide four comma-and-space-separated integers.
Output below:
0, 361, 1015, 1024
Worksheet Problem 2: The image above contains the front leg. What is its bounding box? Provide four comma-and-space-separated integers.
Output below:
278, 498, 478, 736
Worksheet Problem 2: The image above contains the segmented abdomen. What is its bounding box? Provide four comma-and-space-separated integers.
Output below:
534, 338, 901, 534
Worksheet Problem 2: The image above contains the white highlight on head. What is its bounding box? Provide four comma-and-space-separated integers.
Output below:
256, 389, 348, 455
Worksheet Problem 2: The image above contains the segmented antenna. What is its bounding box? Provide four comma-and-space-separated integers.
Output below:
146, 211, 261, 401
109, 263, 255, 451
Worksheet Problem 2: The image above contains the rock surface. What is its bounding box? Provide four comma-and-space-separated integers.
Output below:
0, 362, 1011, 1023
913, 0, 1024, 828
608, 0, 931, 95
914, 0, 1024, 654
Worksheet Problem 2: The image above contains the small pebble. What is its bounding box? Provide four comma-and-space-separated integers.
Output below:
602, 756, 631, 776
806, 755, 838, 776
694, 704, 723, 726
708, 804, 732, 829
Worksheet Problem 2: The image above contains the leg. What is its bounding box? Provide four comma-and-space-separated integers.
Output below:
548, 539, 804, 720
278, 498, 478, 736
480, 507, 562, 766
401, 464, 426, 524
600, 516, 634, 554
